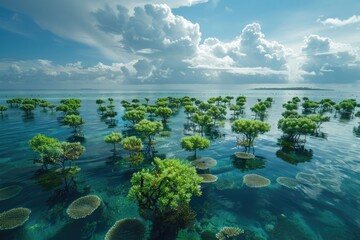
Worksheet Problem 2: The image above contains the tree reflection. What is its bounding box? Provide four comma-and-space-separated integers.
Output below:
231, 155, 266, 172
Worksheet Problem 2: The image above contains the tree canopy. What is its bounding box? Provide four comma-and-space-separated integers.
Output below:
63, 114, 85, 132
128, 158, 202, 215
278, 117, 316, 147
104, 132, 123, 152
181, 135, 210, 158
231, 119, 270, 153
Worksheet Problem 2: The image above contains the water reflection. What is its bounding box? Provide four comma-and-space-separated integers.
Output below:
276, 149, 313, 165
231, 156, 266, 172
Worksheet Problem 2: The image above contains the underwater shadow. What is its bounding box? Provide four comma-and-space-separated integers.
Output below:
276, 148, 313, 165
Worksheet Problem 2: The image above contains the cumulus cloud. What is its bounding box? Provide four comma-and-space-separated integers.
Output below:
188, 22, 291, 82
0, 59, 165, 88
0, 0, 206, 61
301, 35, 360, 83
94, 4, 201, 58
318, 15, 360, 27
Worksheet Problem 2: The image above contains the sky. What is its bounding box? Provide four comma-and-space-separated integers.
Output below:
0, 0, 360, 89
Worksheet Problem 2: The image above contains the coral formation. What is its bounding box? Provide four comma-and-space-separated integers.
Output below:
0, 207, 31, 230
199, 174, 218, 183
243, 174, 271, 188
215, 227, 244, 240
0, 185, 23, 201
192, 157, 217, 170
234, 152, 255, 159
296, 172, 320, 185
66, 195, 102, 219
276, 177, 299, 189
105, 218, 145, 240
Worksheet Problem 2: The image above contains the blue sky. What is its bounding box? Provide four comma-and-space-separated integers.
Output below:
0, 0, 359, 88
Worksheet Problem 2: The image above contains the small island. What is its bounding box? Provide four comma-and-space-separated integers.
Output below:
251, 87, 332, 91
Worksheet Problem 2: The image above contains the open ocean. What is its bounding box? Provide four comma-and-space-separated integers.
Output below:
0, 85, 359, 239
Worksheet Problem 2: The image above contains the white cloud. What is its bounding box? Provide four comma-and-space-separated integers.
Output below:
0, 59, 164, 88
2, 1, 359, 86
319, 15, 360, 27
301, 35, 360, 83
0, 0, 206, 62
94, 4, 201, 58
188, 22, 291, 82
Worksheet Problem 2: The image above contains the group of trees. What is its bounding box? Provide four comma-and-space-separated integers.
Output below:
4, 93, 358, 239
29, 134, 85, 190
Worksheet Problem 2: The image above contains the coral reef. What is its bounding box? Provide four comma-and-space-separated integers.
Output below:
0, 185, 23, 201
105, 218, 145, 240
243, 174, 271, 188
199, 174, 218, 183
66, 195, 102, 219
276, 177, 299, 189
234, 152, 255, 159
215, 227, 244, 240
192, 157, 217, 170
0, 207, 31, 230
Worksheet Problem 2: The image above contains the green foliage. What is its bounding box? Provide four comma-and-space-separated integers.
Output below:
206, 105, 226, 125
20, 104, 35, 113
61, 142, 85, 162
59, 98, 81, 115
134, 119, 163, 143
282, 102, 298, 111
29, 134, 59, 154
0, 106, 8, 115
156, 100, 169, 107
229, 104, 243, 118
355, 111, 360, 118
121, 136, 144, 164
236, 96, 247, 105
250, 102, 268, 119
39, 101, 49, 110
191, 113, 213, 133
335, 99, 357, 118
307, 114, 330, 131
319, 98, 336, 112
155, 107, 172, 123
123, 110, 146, 125
104, 132, 123, 152
128, 158, 202, 216
98, 106, 107, 114
278, 117, 316, 145
146, 106, 157, 116
122, 136, 143, 152
184, 105, 197, 118
282, 110, 300, 118
63, 114, 85, 132
29, 134, 85, 171
302, 100, 319, 113
56, 105, 70, 114
231, 119, 270, 152
107, 104, 116, 110
96, 99, 105, 105
181, 135, 210, 158
292, 96, 301, 103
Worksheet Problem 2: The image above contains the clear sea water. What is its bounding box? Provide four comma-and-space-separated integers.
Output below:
0, 85, 359, 240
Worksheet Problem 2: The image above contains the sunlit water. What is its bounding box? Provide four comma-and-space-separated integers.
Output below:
0, 86, 359, 240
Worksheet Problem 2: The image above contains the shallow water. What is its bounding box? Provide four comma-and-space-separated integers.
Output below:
0, 86, 359, 240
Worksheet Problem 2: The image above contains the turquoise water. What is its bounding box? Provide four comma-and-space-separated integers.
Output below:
0, 87, 359, 239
